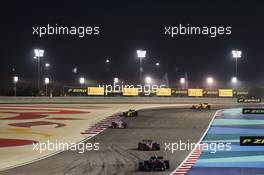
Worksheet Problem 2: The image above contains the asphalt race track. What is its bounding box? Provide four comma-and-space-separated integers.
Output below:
1, 107, 217, 175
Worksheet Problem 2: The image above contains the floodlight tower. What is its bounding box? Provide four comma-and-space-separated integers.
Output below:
13, 76, 18, 96
137, 49, 146, 84
79, 77, 85, 87
145, 76, 152, 84
232, 50, 242, 78
206, 77, 214, 89
180, 77, 185, 89
44, 77, 50, 96
232, 77, 237, 84
34, 49, 45, 89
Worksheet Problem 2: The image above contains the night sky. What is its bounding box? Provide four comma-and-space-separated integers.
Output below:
1, 0, 264, 89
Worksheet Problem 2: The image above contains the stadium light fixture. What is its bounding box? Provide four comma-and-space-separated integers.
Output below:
13, 76, 18, 96
114, 77, 119, 83
79, 77, 85, 85
106, 59, 110, 63
13, 76, 18, 83
145, 76, 152, 84
73, 67, 78, 74
232, 77, 237, 83
44, 77, 50, 96
137, 49, 147, 84
180, 77, 185, 84
34, 49, 44, 58
232, 50, 242, 78
155, 62, 160, 66
34, 49, 45, 90
207, 77, 214, 85
44, 77, 50, 85
45, 63, 50, 68
232, 50, 242, 58
137, 50, 146, 58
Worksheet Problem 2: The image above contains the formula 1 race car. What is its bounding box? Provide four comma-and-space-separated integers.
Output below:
192, 103, 211, 110
123, 109, 138, 117
139, 156, 170, 171
138, 139, 160, 151
109, 121, 127, 129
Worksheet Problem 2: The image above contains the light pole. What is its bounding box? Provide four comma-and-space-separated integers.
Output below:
79, 77, 85, 88
180, 77, 185, 89
231, 76, 238, 89
113, 77, 119, 93
34, 49, 44, 90
145, 76, 152, 84
232, 77, 237, 84
206, 77, 214, 89
44, 77, 50, 96
137, 50, 146, 84
45, 63, 50, 68
232, 50, 242, 78
13, 76, 18, 96
114, 77, 119, 84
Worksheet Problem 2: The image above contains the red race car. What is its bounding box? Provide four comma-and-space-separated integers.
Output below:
139, 156, 170, 171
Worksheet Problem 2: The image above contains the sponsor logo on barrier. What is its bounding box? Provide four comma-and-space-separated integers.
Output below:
204, 90, 219, 96
219, 89, 233, 97
172, 89, 188, 95
122, 88, 139, 96
156, 88, 171, 96
240, 136, 264, 146
235, 91, 249, 96
238, 98, 261, 103
188, 89, 203, 97
88, 87, 104, 95
68, 88, 87, 93
242, 108, 264, 114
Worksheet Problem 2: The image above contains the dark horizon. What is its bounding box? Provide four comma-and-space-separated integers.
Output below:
1, 0, 264, 90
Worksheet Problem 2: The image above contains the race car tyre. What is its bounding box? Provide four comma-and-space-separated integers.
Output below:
139, 162, 144, 171
123, 123, 127, 128
161, 164, 166, 171
153, 143, 160, 150
138, 143, 146, 150
164, 160, 170, 169
111, 122, 117, 128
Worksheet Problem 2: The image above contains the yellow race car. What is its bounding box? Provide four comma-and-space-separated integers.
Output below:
123, 109, 138, 117
192, 103, 211, 110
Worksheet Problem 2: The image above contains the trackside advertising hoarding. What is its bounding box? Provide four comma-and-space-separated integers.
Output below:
122, 88, 139, 96
87, 87, 104, 96
172, 89, 188, 96
238, 98, 261, 103
219, 89, 233, 97
66, 88, 87, 96
234, 90, 249, 97
188, 89, 203, 97
156, 88, 172, 96
66, 86, 249, 98
203, 90, 219, 97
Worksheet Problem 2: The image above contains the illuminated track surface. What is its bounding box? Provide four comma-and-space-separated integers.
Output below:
186, 107, 264, 175
1, 107, 217, 175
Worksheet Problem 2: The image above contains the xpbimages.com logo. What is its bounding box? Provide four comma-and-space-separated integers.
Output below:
164, 24, 232, 38
32, 24, 100, 38
32, 140, 100, 153
164, 140, 232, 154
